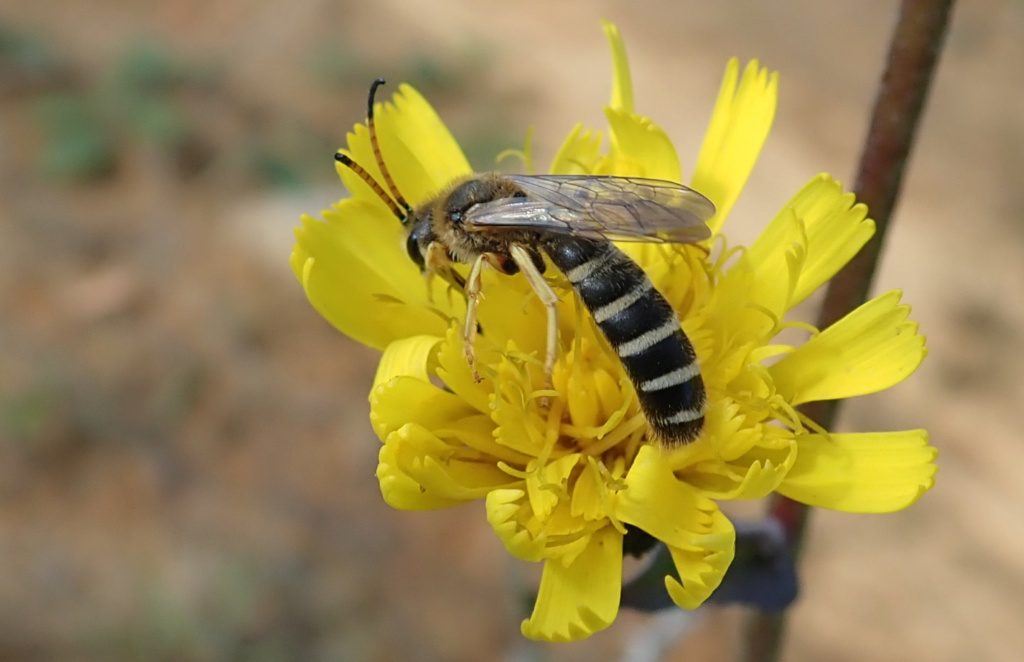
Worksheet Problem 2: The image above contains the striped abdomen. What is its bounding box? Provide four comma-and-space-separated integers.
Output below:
542, 236, 705, 445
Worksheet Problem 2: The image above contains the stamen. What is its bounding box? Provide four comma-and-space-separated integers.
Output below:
544, 521, 608, 549
562, 378, 633, 442
585, 456, 628, 535
496, 461, 531, 480
538, 480, 570, 503
777, 320, 821, 337
771, 398, 803, 432
623, 424, 646, 464
506, 349, 545, 371
528, 388, 560, 403
793, 405, 831, 437
495, 126, 535, 174
580, 411, 646, 457
534, 396, 565, 470
748, 344, 795, 363
714, 243, 746, 278
745, 301, 782, 339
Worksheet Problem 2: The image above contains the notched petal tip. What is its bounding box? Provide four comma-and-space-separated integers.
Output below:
550, 123, 604, 176
779, 429, 938, 512
769, 290, 927, 405
692, 59, 778, 234
378, 423, 516, 510
602, 19, 634, 114
750, 174, 877, 307
520, 527, 622, 642
664, 508, 736, 609
486, 489, 548, 562
618, 446, 720, 548
603, 107, 682, 181
292, 197, 451, 349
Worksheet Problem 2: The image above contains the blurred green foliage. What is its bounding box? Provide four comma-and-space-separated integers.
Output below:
0, 24, 64, 87
11, 25, 515, 188
309, 42, 489, 94
34, 91, 118, 180
103, 43, 198, 148
309, 40, 521, 174
29, 41, 207, 182
93, 557, 339, 662
1, 384, 59, 448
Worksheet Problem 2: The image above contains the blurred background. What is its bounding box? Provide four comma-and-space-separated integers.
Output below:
0, 1, 1021, 660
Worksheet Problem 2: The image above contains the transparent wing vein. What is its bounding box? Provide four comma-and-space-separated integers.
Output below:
463, 174, 715, 244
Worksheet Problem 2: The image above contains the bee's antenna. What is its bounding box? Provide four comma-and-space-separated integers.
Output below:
335, 152, 405, 222
366, 78, 412, 216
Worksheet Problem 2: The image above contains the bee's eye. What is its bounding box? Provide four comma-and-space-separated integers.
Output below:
406, 232, 425, 270
445, 179, 491, 225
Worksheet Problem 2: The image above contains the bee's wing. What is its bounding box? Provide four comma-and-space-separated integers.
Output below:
463, 174, 715, 243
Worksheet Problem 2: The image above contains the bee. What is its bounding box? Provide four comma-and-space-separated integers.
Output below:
337, 80, 715, 445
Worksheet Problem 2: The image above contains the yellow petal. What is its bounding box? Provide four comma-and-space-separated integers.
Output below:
435, 324, 493, 414
372, 373, 528, 464
685, 449, 794, 501
602, 20, 633, 113
602, 107, 682, 181
372, 334, 441, 390
486, 485, 592, 565
664, 508, 736, 609
371, 335, 533, 464
618, 447, 735, 609
691, 60, 778, 234
526, 453, 580, 521
487, 488, 546, 562
616, 445, 719, 549
662, 398, 744, 471
630, 244, 702, 311
299, 83, 473, 351
550, 123, 603, 175
521, 526, 622, 642
370, 375, 471, 441
697, 258, 790, 376
675, 404, 797, 500
491, 365, 551, 459
778, 430, 938, 512
473, 269, 549, 363
747, 174, 875, 307
709, 211, 802, 344
491, 385, 546, 459
292, 202, 452, 349
570, 459, 608, 521
342, 84, 472, 207
377, 423, 516, 510
769, 290, 927, 405
369, 335, 454, 439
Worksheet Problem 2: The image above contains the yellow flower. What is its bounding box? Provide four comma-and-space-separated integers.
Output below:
291, 21, 937, 642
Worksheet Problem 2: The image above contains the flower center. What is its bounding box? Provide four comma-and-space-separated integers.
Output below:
550, 334, 646, 458
491, 295, 653, 539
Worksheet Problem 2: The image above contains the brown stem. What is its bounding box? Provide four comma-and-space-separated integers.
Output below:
738, 1, 956, 660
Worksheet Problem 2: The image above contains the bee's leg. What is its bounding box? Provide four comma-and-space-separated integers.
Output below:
463, 253, 500, 382
424, 243, 469, 306
422, 242, 451, 304
509, 244, 559, 389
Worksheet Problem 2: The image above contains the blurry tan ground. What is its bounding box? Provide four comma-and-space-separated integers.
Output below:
0, 1, 1022, 660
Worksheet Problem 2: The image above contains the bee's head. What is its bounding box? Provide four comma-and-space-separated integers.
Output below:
402, 178, 498, 272
405, 213, 433, 270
